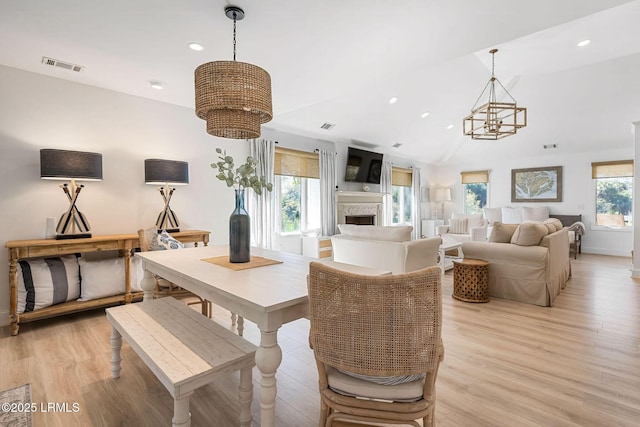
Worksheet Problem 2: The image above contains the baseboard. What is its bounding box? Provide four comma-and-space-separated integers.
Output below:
0, 308, 9, 327
581, 247, 632, 258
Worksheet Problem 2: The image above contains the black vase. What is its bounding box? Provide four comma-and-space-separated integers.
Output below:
229, 189, 250, 263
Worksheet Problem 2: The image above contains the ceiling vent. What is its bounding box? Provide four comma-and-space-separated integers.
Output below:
42, 57, 84, 72
320, 122, 336, 130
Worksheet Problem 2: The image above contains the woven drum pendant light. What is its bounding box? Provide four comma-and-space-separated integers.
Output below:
195, 6, 272, 139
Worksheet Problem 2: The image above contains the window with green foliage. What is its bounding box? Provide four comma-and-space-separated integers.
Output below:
277, 175, 320, 233
592, 161, 633, 227
391, 167, 413, 225
274, 147, 321, 234
461, 170, 489, 214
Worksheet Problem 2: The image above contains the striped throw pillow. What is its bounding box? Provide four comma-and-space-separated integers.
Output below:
17, 255, 81, 313
449, 217, 468, 234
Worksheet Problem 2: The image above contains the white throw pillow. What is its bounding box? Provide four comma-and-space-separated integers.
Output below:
17, 255, 81, 313
451, 212, 484, 229
501, 206, 523, 224
78, 256, 145, 301
483, 207, 502, 225
449, 218, 468, 234
522, 206, 550, 222
337, 225, 413, 242
151, 230, 184, 250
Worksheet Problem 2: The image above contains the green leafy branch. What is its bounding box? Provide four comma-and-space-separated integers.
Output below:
210, 148, 273, 195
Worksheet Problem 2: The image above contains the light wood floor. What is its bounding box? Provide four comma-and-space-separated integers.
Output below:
2, 254, 640, 426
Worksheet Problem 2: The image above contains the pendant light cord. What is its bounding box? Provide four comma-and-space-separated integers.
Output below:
232, 13, 237, 61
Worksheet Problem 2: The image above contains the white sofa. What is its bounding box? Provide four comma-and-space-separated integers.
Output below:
436, 213, 488, 243
331, 225, 441, 274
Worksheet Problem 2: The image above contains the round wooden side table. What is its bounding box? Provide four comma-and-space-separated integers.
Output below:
452, 259, 489, 303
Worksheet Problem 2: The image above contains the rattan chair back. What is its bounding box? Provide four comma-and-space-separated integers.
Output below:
308, 262, 444, 426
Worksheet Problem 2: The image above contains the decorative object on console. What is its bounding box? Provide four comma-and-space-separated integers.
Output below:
434, 188, 451, 220
144, 159, 189, 232
211, 148, 273, 263
40, 149, 103, 239
463, 48, 527, 140
194, 6, 272, 139
511, 166, 562, 202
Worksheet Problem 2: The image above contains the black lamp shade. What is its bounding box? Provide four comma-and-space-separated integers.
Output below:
40, 149, 103, 181
144, 159, 189, 185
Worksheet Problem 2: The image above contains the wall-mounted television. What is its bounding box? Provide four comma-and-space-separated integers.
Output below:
344, 146, 383, 184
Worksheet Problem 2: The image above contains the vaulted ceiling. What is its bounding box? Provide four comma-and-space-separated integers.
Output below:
1, 0, 639, 165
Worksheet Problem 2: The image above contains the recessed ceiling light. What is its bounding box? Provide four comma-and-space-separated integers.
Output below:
421, 112, 430, 118
388, 96, 398, 104
446, 124, 454, 130
149, 80, 165, 90
188, 42, 204, 51
577, 39, 591, 47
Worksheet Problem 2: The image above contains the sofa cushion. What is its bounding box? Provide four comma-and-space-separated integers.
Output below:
337, 225, 413, 242
544, 218, 563, 231
511, 222, 549, 246
522, 206, 550, 222
501, 207, 523, 224
17, 255, 81, 313
489, 222, 519, 243
483, 207, 502, 225
542, 221, 556, 234
449, 217, 468, 234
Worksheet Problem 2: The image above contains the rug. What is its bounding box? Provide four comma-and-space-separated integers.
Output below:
201, 255, 283, 271
0, 383, 33, 427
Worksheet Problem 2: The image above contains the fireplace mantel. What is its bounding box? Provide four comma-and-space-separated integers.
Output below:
336, 191, 385, 204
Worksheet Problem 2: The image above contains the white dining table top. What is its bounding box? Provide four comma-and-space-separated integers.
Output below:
135, 245, 312, 315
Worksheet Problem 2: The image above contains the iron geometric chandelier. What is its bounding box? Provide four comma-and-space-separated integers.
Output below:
195, 6, 273, 139
463, 49, 527, 140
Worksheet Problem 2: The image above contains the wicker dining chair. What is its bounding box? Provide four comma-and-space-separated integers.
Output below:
307, 262, 444, 427
137, 228, 211, 317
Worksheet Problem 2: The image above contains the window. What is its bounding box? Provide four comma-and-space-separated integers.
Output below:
592, 160, 633, 227
274, 147, 321, 234
391, 167, 413, 225
461, 170, 489, 215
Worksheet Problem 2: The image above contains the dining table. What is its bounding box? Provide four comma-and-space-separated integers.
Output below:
135, 245, 312, 427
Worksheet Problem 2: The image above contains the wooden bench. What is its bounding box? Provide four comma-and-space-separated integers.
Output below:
106, 297, 256, 427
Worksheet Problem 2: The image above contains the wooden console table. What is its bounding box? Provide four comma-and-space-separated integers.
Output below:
6, 230, 209, 336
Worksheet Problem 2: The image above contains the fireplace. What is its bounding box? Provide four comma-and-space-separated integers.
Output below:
336, 191, 384, 229
345, 215, 375, 225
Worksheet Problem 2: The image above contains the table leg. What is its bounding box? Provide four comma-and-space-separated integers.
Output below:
140, 267, 155, 301
255, 329, 282, 427
110, 326, 122, 379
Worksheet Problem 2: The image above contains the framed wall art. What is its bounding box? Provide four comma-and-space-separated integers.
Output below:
511, 166, 562, 202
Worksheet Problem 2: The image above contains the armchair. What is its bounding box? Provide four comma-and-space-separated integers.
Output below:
308, 262, 444, 427
436, 213, 488, 243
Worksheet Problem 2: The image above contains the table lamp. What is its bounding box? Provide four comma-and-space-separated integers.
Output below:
434, 187, 452, 221
144, 159, 189, 232
40, 149, 103, 239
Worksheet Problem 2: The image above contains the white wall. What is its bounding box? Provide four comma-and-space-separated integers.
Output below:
436, 147, 635, 256
0, 65, 256, 324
